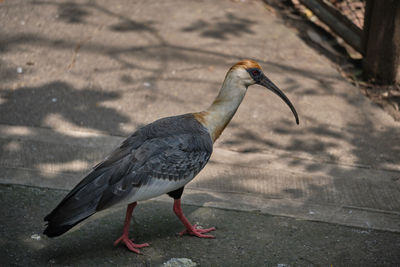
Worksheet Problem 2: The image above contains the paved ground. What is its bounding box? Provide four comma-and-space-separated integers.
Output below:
2, 184, 400, 266
1, 0, 400, 266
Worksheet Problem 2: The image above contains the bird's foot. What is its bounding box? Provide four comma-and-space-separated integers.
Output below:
114, 235, 150, 254
179, 224, 216, 238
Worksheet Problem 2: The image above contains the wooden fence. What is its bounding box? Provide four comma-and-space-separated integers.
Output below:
299, 0, 399, 84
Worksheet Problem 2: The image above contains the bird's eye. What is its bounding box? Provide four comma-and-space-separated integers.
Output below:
252, 70, 259, 76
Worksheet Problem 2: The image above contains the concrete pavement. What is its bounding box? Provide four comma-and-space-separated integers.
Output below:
1, 184, 400, 266
1, 0, 400, 265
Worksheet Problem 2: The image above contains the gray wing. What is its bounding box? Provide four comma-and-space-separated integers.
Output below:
43, 114, 212, 237
96, 133, 213, 210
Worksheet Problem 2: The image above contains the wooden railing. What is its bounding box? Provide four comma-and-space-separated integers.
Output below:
299, 0, 399, 84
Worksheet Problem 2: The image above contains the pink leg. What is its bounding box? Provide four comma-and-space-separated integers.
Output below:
173, 199, 216, 238
114, 202, 149, 254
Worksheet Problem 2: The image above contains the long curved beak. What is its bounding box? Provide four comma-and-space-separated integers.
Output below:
258, 75, 299, 125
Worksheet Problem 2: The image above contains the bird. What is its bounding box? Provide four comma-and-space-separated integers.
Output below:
43, 59, 299, 254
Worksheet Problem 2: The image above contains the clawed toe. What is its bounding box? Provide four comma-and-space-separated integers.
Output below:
179, 224, 216, 238
114, 235, 150, 254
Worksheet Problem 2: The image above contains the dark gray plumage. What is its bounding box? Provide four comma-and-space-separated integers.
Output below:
44, 114, 213, 237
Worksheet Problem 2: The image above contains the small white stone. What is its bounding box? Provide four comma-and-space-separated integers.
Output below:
143, 82, 151, 87
31, 234, 41, 240
162, 258, 197, 267
17, 67, 23, 74
51, 98, 57, 102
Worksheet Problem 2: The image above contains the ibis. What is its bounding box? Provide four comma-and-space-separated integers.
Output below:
44, 59, 299, 254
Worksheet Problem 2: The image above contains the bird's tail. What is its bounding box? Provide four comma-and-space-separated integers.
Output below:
43, 214, 92, 237
43, 169, 109, 237
43, 195, 99, 237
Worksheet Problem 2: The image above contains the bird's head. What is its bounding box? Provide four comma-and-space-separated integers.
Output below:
229, 59, 299, 125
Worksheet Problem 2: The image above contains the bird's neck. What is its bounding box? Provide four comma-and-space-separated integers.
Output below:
194, 73, 248, 143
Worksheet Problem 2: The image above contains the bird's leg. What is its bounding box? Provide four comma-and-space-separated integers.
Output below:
114, 202, 149, 254
173, 199, 216, 238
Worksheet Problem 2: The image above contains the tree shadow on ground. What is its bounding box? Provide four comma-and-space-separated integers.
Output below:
57, 2, 91, 24
263, 0, 355, 65
109, 19, 156, 32
203, 104, 400, 212
0, 59, 19, 82
182, 12, 256, 40
0, 81, 128, 135
0, 81, 132, 184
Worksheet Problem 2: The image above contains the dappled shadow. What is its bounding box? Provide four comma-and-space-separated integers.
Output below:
207, 106, 400, 212
109, 19, 156, 32
0, 81, 128, 135
0, 59, 19, 82
57, 2, 90, 24
0, 81, 131, 185
220, 112, 400, 169
263, 0, 355, 65
182, 12, 256, 40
